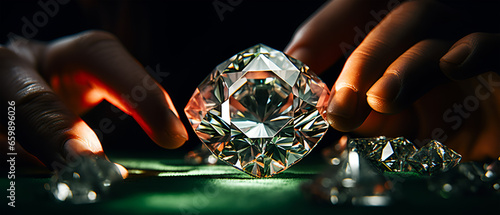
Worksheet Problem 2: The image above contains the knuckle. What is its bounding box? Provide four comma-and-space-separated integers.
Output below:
73, 30, 120, 51
73, 30, 123, 58
76, 30, 118, 44
16, 89, 74, 145
350, 39, 390, 65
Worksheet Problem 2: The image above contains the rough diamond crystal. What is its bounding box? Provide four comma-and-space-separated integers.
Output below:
184, 44, 330, 177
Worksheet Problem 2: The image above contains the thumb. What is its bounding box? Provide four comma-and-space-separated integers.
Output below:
440, 32, 500, 80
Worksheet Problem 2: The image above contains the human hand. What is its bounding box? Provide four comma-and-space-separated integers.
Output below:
285, 0, 500, 160
0, 30, 188, 177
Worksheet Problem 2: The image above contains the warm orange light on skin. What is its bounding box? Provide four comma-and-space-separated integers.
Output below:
114, 163, 129, 179
64, 120, 129, 179
65, 120, 104, 155
73, 71, 107, 109
84, 88, 106, 106
161, 85, 180, 118
50, 75, 61, 91
70, 71, 132, 115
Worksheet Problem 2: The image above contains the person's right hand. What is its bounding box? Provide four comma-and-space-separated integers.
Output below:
285, 0, 500, 160
0, 30, 188, 177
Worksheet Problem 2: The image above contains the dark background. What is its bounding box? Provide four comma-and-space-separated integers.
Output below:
2, 2, 499, 213
0, 0, 342, 158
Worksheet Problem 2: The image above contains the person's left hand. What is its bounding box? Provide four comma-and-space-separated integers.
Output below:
1, 30, 188, 176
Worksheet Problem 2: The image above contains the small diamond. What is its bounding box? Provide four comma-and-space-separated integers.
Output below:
185, 44, 330, 177
48, 155, 123, 204
348, 136, 386, 155
427, 162, 500, 198
349, 136, 417, 172
303, 150, 392, 206
407, 140, 462, 175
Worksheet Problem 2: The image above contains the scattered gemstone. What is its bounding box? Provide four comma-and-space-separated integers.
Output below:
348, 136, 387, 155
184, 44, 330, 177
407, 140, 462, 175
303, 150, 392, 206
322, 136, 349, 166
427, 161, 500, 198
350, 136, 417, 172
47, 155, 123, 204
184, 144, 219, 165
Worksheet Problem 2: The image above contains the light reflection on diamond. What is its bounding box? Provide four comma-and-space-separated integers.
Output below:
185, 44, 330, 177
348, 136, 459, 173
407, 140, 462, 175
87, 190, 97, 201
55, 183, 72, 201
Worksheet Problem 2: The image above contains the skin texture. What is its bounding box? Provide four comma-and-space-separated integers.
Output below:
0, 31, 188, 177
285, 0, 500, 160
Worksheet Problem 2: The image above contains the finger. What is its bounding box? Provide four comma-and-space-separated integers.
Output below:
440, 33, 500, 80
285, 0, 390, 73
0, 47, 107, 171
327, 0, 455, 131
40, 31, 188, 149
366, 39, 452, 113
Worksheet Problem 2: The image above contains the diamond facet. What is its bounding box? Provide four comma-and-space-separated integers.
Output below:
48, 155, 123, 204
184, 44, 330, 177
304, 150, 392, 206
407, 140, 462, 175
349, 136, 417, 172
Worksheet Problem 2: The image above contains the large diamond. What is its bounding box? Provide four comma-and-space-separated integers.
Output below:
184, 44, 330, 177
407, 140, 462, 175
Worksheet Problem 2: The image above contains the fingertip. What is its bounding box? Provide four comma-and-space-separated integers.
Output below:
149, 109, 188, 149
114, 163, 128, 179
327, 87, 358, 118
326, 86, 362, 132
63, 138, 100, 157
326, 114, 363, 132
285, 47, 315, 70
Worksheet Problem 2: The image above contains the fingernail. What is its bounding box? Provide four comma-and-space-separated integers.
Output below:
64, 139, 92, 156
366, 73, 401, 103
441, 43, 471, 65
114, 163, 128, 179
327, 87, 357, 118
285, 47, 311, 65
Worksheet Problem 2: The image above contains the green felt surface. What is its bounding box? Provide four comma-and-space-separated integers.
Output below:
3, 153, 498, 214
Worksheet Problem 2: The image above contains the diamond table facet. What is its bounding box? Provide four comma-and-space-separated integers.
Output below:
184, 44, 330, 177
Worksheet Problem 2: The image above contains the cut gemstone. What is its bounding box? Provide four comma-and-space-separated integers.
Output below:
47, 155, 123, 204
349, 136, 417, 172
407, 140, 462, 175
427, 161, 500, 198
348, 136, 386, 155
184, 44, 330, 177
303, 150, 392, 206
